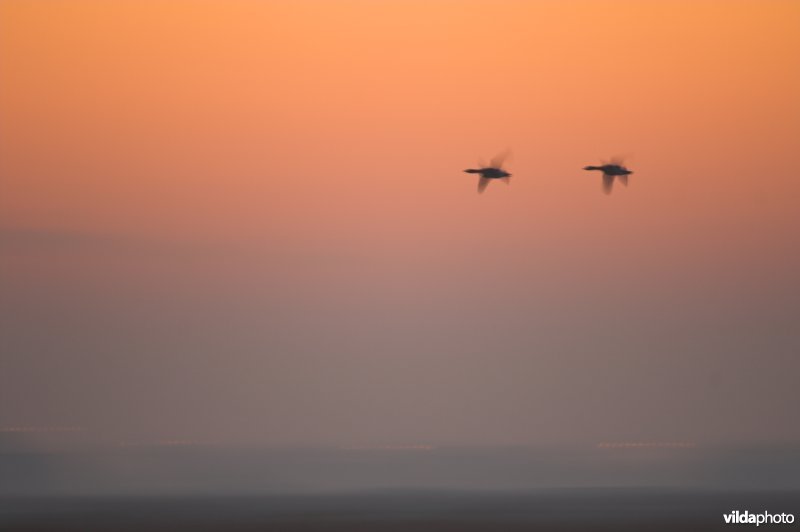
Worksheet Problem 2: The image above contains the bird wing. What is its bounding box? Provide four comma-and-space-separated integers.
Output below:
617, 173, 628, 187
602, 173, 615, 194
489, 150, 511, 169
478, 177, 491, 193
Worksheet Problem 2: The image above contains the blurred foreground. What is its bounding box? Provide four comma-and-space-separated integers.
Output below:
3, 489, 799, 531
1, 436, 798, 530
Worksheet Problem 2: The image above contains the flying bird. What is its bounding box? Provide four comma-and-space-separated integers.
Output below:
464, 151, 512, 193
583, 157, 633, 194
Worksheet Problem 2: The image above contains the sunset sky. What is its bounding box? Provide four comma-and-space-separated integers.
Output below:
2, 0, 799, 446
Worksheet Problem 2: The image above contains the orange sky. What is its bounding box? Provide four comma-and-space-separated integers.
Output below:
3, 0, 799, 235
1, 1, 799, 444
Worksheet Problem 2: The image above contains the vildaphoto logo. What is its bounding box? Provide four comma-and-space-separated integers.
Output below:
724, 510, 795, 526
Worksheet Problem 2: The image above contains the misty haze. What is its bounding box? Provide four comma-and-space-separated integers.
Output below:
1, 0, 799, 530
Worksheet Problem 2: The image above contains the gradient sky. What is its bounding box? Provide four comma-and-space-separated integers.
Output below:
2, 0, 799, 446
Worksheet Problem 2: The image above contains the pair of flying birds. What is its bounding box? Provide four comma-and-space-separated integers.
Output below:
464, 152, 633, 194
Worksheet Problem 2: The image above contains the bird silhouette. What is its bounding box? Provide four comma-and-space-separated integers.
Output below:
583, 157, 633, 194
464, 151, 512, 193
